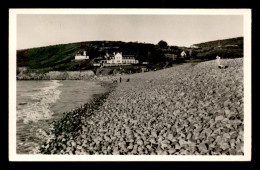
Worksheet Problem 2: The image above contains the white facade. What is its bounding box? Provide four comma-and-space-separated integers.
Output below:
114, 52, 123, 63
181, 51, 186, 57
75, 55, 89, 60
75, 51, 89, 60
106, 52, 138, 64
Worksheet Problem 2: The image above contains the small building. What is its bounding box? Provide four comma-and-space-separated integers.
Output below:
181, 51, 187, 57
93, 52, 139, 67
75, 51, 89, 60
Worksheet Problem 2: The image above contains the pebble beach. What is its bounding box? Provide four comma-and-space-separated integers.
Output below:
39, 58, 244, 155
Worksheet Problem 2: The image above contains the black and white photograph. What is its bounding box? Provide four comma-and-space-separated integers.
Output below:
9, 9, 251, 161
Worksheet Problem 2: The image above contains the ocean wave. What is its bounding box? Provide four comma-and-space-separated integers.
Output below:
17, 80, 63, 124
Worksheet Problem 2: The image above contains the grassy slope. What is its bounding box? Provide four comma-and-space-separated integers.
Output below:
17, 37, 243, 72
193, 37, 243, 48
17, 43, 83, 70
16, 41, 153, 71
190, 37, 243, 60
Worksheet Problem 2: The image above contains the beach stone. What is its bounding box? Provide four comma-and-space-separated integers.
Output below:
71, 141, 76, 147
146, 145, 152, 150
168, 148, 176, 154
198, 143, 208, 153
229, 148, 237, 155
38, 58, 243, 156
137, 139, 144, 146
215, 115, 224, 121
156, 147, 163, 155
149, 137, 156, 144
224, 109, 231, 115
167, 133, 174, 141
175, 143, 181, 150
76, 145, 82, 150
151, 130, 157, 137
127, 144, 134, 150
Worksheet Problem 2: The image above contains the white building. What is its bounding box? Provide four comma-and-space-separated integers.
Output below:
105, 52, 139, 64
181, 51, 187, 57
75, 51, 89, 60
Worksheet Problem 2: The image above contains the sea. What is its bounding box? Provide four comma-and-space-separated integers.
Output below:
16, 80, 107, 154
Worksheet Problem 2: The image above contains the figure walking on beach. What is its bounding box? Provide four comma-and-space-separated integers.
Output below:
120, 77, 122, 83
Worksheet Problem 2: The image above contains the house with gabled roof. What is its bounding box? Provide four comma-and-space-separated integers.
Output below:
96, 52, 139, 66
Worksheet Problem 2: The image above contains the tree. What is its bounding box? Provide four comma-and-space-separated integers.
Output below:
157, 40, 168, 48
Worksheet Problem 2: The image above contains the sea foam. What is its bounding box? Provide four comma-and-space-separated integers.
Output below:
18, 80, 63, 124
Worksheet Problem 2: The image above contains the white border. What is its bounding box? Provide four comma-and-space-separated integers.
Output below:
9, 8, 251, 162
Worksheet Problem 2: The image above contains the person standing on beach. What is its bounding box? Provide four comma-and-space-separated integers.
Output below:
216, 56, 228, 69
216, 56, 221, 66
120, 77, 122, 83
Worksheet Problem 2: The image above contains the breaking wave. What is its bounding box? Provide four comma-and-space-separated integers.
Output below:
17, 80, 63, 124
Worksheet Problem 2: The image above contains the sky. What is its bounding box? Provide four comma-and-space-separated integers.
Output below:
17, 14, 243, 50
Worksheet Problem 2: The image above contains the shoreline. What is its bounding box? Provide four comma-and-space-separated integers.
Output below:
38, 80, 117, 154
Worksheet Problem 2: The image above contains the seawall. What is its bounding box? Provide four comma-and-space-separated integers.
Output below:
17, 70, 95, 80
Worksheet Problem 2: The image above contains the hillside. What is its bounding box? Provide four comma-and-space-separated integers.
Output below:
190, 37, 243, 60
193, 37, 243, 48
17, 41, 165, 72
16, 37, 243, 73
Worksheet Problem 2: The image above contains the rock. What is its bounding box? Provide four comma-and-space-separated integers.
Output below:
156, 147, 163, 155
168, 148, 176, 154
220, 142, 229, 150
151, 130, 157, 137
186, 133, 192, 140
39, 58, 243, 156
229, 149, 237, 155
146, 145, 152, 150
162, 151, 168, 155
167, 133, 174, 141
224, 109, 231, 115
76, 145, 82, 150
222, 133, 230, 140
175, 143, 181, 150
71, 141, 76, 147
198, 143, 208, 153
127, 144, 134, 150
137, 139, 144, 145
224, 100, 230, 107
215, 115, 224, 121
158, 135, 164, 143
113, 147, 119, 155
